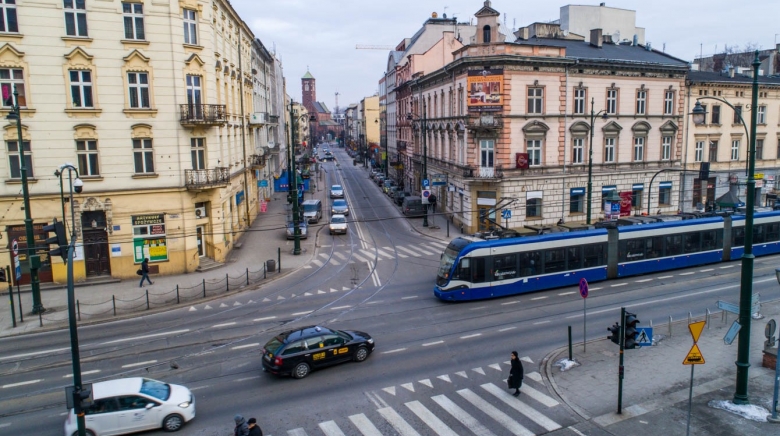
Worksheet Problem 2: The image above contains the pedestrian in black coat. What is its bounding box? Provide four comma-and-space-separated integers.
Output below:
139, 258, 153, 287
247, 417, 263, 436
508, 350, 524, 396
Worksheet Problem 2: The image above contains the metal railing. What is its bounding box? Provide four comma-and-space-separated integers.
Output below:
179, 104, 227, 126
184, 167, 229, 189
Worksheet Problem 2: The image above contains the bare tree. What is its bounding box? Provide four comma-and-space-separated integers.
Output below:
720, 42, 763, 69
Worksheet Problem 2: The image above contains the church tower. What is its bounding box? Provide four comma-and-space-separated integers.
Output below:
302, 70, 316, 115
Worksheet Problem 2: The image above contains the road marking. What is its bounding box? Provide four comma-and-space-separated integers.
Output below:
611, 283, 628, 287
481, 383, 561, 431
288, 428, 307, 436
291, 310, 313, 316
458, 388, 533, 436
333, 251, 348, 261
253, 316, 276, 322
401, 296, 418, 300
382, 348, 406, 354
102, 329, 189, 345
432, 394, 497, 436
384, 247, 409, 258
312, 259, 324, 267
64, 370, 100, 378
501, 300, 520, 305
534, 320, 551, 325
700, 268, 714, 272
232, 343, 259, 350
589, 287, 602, 291
635, 279, 653, 283
352, 252, 370, 263
469, 306, 487, 310
720, 265, 735, 269
366, 300, 384, 305
121, 360, 157, 369
375, 248, 395, 259
422, 341, 444, 347
330, 305, 352, 310
520, 384, 560, 407
530, 296, 547, 300
349, 413, 383, 436
460, 333, 482, 339
3, 379, 41, 389
0, 347, 71, 361
397, 246, 424, 257
406, 400, 458, 436
658, 275, 674, 279
679, 272, 695, 276
211, 322, 236, 328
234, 376, 260, 382
410, 245, 435, 255
319, 420, 346, 436
558, 291, 576, 296
378, 407, 421, 436
498, 326, 516, 332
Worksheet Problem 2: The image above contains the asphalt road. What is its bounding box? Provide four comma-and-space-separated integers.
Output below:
2, 148, 780, 436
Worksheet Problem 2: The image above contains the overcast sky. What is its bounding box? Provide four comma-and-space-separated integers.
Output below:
231, 0, 778, 111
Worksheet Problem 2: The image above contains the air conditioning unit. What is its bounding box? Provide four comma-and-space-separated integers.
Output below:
249, 112, 268, 125
195, 207, 207, 218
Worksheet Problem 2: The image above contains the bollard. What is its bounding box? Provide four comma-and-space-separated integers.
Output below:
17, 285, 23, 323
112, 295, 116, 316
77, 300, 81, 321
688, 312, 692, 326
202, 279, 206, 298
146, 290, 150, 310
264, 263, 267, 280
176, 285, 180, 304
447, 220, 450, 238
246, 268, 249, 286
706, 309, 711, 328
226, 273, 229, 293
38, 309, 42, 327
568, 325, 573, 361
278, 247, 281, 272
669, 315, 673, 337
8, 282, 15, 328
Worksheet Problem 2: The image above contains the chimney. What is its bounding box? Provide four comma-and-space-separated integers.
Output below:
602, 34, 613, 44
514, 27, 529, 40
729, 66, 735, 78
590, 29, 603, 48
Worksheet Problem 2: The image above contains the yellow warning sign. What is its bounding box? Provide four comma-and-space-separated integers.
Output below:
683, 343, 705, 365
688, 320, 706, 343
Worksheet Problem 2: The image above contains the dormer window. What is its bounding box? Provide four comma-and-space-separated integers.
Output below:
483, 25, 491, 43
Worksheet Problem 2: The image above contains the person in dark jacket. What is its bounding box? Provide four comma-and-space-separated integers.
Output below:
508, 351, 524, 396
139, 258, 153, 287
234, 414, 249, 436
247, 417, 263, 436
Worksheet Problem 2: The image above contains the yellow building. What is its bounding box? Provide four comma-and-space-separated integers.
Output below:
0, 0, 264, 284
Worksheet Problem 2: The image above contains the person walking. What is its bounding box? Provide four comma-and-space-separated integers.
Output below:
139, 258, 153, 287
508, 351, 524, 397
234, 414, 249, 436
247, 417, 263, 436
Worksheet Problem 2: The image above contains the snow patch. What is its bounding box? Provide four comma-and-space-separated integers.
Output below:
708, 400, 769, 422
554, 358, 580, 372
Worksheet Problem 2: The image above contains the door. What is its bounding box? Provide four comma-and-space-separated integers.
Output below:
83, 398, 121, 436
116, 395, 160, 433
83, 229, 110, 277
319, 333, 351, 365
196, 226, 205, 257
186, 75, 202, 118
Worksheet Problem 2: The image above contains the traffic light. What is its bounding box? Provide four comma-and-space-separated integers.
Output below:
624, 311, 640, 349
0, 268, 6, 283
73, 387, 93, 414
43, 218, 69, 262
608, 322, 621, 345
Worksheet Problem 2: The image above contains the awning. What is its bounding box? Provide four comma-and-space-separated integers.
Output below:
715, 191, 745, 208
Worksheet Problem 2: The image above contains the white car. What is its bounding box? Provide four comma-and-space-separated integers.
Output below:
63, 377, 195, 436
330, 184, 344, 198
329, 214, 348, 235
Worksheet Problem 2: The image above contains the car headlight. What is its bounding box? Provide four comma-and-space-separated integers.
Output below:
178, 400, 192, 408
367, 338, 374, 344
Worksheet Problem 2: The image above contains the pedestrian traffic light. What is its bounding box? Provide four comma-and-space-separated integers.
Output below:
43, 218, 69, 262
608, 322, 621, 345
73, 386, 93, 414
624, 311, 640, 349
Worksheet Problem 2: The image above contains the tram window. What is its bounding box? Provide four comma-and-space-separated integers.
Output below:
701, 230, 717, 250
767, 223, 780, 242
646, 237, 663, 259
567, 247, 582, 269
492, 253, 518, 280
754, 225, 766, 244
583, 244, 605, 267
544, 248, 566, 273
453, 258, 470, 280
665, 235, 682, 255
624, 240, 646, 261
732, 227, 745, 247
683, 233, 700, 253
471, 257, 487, 283
519, 251, 541, 276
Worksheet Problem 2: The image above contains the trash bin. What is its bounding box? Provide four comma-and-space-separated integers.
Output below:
353, 159, 357, 166
266, 259, 276, 272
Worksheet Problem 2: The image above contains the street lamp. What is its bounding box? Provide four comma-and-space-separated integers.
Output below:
287, 101, 309, 256
586, 97, 608, 225
407, 100, 428, 227
54, 164, 87, 435
692, 51, 760, 405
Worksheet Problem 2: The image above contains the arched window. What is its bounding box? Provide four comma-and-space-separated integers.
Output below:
483, 25, 491, 43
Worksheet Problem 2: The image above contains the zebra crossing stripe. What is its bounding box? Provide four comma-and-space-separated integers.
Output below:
359, 249, 377, 259
397, 246, 424, 256
384, 246, 409, 258
312, 259, 324, 267
432, 394, 497, 436
352, 253, 370, 263
526, 371, 542, 382
318, 420, 345, 436
457, 388, 534, 436
418, 379, 433, 388
287, 428, 307, 436
520, 384, 560, 407
330, 259, 341, 266
481, 383, 562, 432
410, 245, 435, 255
348, 413, 383, 436
374, 248, 395, 259
405, 400, 458, 436
333, 251, 348, 261
377, 407, 421, 436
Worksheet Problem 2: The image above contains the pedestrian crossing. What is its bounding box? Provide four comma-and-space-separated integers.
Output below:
305, 241, 448, 269
268, 358, 571, 436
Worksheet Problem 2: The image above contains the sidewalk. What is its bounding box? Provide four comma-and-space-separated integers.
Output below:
545, 300, 780, 435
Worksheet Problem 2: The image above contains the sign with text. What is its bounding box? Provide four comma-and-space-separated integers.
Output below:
467, 69, 503, 112
132, 214, 168, 263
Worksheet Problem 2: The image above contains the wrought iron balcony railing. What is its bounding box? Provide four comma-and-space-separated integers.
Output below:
463, 165, 503, 179
179, 104, 227, 126
249, 154, 266, 168
184, 167, 229, 189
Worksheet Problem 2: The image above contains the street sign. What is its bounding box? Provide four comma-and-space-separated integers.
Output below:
636, 327, 653, 347
689, 320, 705, 342
12, 238, 20, 281
501, 209, 512, 219
683, 344, 705, 365
421, 189, 431, 204
11, 239, 18, 256
431, 174, 447, 186
422, 178, 430, 188
717, 300, 739, 314
724, 320, 742, 345
579, 278, 588, 298
259, 180, 268, 187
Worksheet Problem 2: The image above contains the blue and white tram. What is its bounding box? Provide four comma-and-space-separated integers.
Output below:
435, 230, 609, 301
727, 211, 780, 259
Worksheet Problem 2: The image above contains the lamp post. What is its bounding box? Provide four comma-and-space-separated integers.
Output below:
54, 164, 86, 436
6, 86, 44, 313
692, 51, 760, 405
287, 100, 301, 255
407, 100, 428, 227
587, 97, 608, 225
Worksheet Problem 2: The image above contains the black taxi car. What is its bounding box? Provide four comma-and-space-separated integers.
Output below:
261, 326, 375, 379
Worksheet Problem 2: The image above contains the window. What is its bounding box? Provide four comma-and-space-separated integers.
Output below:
708, 140, 718, 162
606, 88, 618, 114
122, 2, 145, 40
7, 140, 31, 178
663, 90, 674, 115
183, 9, 198, 45
527, 87, 543, 114
479, 139, 494, 168
631, 187, 643, 208
570, 191, 584, 213
64, 0, 87, 37
526, 197, 542, 218
0, 0, 18, 33
527, 139, 541, 166
711, 106, 721, 124
604, 137, 615, 163
572, 138, 584, 164
694, 141, 703, 162
660, 136, 672, 161
758, 106, 766, 124
635, 90, 646, 115
633, 136, 644, 161
128, 72, 150, 108
731, 139, 740, 161
0, 68, 25, 107
482, 25, 491, 43
69, 70, 93, 108
659, 184, 671, 206
191, 138, 205, 169
573, 88, 585, 114
133, 139, 154, 173
756, 139, 764, 160
733, 105, 742, 124
76, 140, 99, 176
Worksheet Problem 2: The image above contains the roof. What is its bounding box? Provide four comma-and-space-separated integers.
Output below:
688, 70, 780, 86
313, 101, 330, 114
318, 120, 341, 127
92, 377, 143, 399
302, 71, 314, 79
513, 38, 689, 67
391, 51, 404, 64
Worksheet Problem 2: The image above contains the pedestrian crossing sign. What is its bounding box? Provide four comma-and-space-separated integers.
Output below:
683, 343, 705, 365
636, 327, 653, 347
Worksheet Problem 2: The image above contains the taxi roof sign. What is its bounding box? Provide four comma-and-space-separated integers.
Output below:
688, 320, 706, 343
683, 343, 705, 365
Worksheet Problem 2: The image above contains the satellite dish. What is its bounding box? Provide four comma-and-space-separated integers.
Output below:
613, 31, 620, 43
562, 30, 569, 37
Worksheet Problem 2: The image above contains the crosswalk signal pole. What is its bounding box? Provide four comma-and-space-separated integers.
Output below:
618, 306, 626, 414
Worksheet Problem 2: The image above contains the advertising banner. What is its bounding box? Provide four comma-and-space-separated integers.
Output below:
132, 214, 168, 263
515, 153, 529, 169
619, 192, 633, 217
467, 69, 503, 112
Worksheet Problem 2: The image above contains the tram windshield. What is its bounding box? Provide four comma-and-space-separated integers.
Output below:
437, 246, 460, 279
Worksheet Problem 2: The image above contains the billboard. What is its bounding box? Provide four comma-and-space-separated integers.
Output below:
467, 69, 503, 112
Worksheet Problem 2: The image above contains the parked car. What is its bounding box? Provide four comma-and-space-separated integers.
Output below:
261, 325, 374, 379
286, 221, 308, 239
63, 377, 196, 436
385, 186, 398, 198
302, 199, 323, 223
331, 199, 349, 216
369, 168, 379, 179
329, 214, 348, 235
330, 184, 344, 198
375, 175, 385, 186
394, 190, 411, 205
382, 180, 396, 194
402, 196, 428, 217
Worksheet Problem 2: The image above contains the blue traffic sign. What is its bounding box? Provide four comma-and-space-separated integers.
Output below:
501, 209, 511, 219
579, 278, 588, 298
422, 178, 430, 187
636, 327, 653, 347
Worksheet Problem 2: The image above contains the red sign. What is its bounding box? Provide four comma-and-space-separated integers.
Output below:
516, 153, 529, 169
260, 200, 267, 213
619, 192, 633, 217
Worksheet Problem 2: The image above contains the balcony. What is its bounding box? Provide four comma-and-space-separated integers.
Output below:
463, 165, 503, 180
179, 104, 227, 127
249, 154, 266, 168
184, 167, 229, 190
467, 114, 502, 133
397, 141, 408, 151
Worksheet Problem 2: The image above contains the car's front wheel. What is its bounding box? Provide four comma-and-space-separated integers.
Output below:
293, 362, 310, 379
162, 414, 184, 432
353, 346, 369, 362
